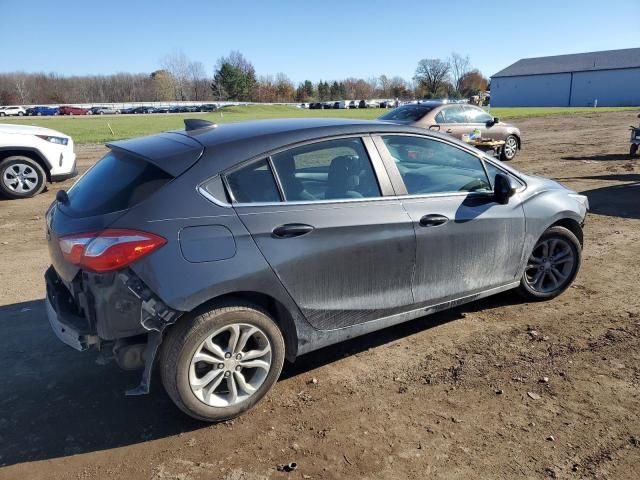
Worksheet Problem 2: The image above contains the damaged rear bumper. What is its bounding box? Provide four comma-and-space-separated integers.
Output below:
45, 296, 97, 351
44, 266, 182, 394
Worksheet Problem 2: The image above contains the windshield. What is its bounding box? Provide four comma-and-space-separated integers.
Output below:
379, 105, 433, 122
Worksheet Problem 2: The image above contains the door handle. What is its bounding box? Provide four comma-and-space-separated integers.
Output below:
446, 129, 453, 133
272, 223, 314, 238
419, 214, 449, 227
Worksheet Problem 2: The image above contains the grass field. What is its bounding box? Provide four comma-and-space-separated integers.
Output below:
2, 104, 637, 144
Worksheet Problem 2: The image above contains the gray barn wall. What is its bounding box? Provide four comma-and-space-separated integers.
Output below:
490, 73, 571, 107
570, 68, 640, 106
491, 68, 640, 107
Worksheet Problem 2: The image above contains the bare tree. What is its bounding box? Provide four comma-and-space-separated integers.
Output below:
414, 58, 450, 98
449, 52, 471, 96
14, 77, 30, 104
187, 61, 208, 100
161, 50, 191, 100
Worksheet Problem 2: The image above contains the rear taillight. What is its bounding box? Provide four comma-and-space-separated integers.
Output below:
59, 229, 166, 272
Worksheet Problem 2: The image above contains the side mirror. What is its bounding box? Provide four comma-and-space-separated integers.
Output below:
494, 173, 517, 205
429, 125, 441, 131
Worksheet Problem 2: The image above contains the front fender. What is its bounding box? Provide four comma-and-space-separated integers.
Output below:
518, 188, 587, 276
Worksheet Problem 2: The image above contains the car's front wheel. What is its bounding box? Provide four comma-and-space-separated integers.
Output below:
160, 303, 285, 421
0, 156, 46, 199
500, 135, 518, 161
518, 226, 581, 301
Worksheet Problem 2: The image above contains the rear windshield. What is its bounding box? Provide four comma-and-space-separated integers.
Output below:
379, 105, 433, 122
63, 151, 172, 217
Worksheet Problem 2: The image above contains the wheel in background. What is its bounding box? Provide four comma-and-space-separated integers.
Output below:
160, 303, 285, 422
500, 135, 518, 161
630, 144, 638, 157
517, 226, 581, 301
0, 156, 46, 199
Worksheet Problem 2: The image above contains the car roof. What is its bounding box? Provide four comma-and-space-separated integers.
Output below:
180, 118, 425, 148
108, 118, 449, 176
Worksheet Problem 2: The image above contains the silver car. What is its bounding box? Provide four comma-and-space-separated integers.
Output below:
44, 118, 587, 421
380, 101, 522, 161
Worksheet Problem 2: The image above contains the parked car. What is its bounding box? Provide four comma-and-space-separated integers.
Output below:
59, 106, 90, 116
308, 102, 322, 110
0, 123, 76, 199
90, 106, 121, 115
200, 104, 218, 112
152, 106, 171, 113
0, 106, 27, 116
26, 106, 60, 116
379, 101, 522, 161
44, 117, 587, 421
138, 106, 157, 114
348, 100, 358, 109
358, 100, 367, 108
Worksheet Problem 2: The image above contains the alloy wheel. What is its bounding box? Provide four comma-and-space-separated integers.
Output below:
2, 163, 40, 194
189, 323, 272, 407
524, 237, 576, 294
504, 136, 518, 159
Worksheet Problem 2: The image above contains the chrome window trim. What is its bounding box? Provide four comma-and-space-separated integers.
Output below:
196, 174, 232, 208
197, 131, 527, 209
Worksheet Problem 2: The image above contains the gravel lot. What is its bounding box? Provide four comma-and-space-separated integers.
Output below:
1, 111, 639, 479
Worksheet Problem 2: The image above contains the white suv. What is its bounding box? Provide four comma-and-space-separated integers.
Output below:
0, 106, 27, 116
0, 124, 77, 199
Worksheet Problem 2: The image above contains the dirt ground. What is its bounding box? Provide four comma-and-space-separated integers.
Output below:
0, 111, 639, 480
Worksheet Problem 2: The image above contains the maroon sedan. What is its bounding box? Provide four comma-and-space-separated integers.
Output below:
58, 106, 90, 116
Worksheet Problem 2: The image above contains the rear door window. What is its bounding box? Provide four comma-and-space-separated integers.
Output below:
438, 106, 467, 123
270, 138, 381, 201
63, 151, 172, 217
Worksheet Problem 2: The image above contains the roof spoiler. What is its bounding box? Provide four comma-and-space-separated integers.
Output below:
184, 119, 217, 132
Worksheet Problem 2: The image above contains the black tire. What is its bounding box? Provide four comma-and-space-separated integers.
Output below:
160, 302, 285, 422
0, 113, 5, 117
18, 112, 24, 116
630, 144, 638, 157
500, 135, 518, 161
517, 226, 582, 301
0, 156, 47, 199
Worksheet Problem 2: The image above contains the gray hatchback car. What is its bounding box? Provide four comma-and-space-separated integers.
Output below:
45, 118, 588, 421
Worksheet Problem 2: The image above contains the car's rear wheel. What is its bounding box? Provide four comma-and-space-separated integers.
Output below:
0, 156, 46, 199
160, 303, 285, 422
500, 135, 518, 161
630, 144, 638, 157
517, 226, 581, 301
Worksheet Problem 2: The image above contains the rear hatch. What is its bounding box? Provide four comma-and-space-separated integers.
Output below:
47, 132, 203, 283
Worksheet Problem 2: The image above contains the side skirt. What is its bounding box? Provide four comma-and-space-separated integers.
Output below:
296, 282, 519, 356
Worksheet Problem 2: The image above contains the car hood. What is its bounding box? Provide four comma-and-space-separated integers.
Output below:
522, 173, 575, 193
0, 123, 70, 138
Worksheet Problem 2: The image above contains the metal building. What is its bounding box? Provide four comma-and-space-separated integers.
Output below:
490, 48, 640, 107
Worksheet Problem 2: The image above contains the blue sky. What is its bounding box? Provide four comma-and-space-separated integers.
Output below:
1, 0, 637, 83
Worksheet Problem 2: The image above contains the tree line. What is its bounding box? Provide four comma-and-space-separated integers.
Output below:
0, 50, 487, 105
